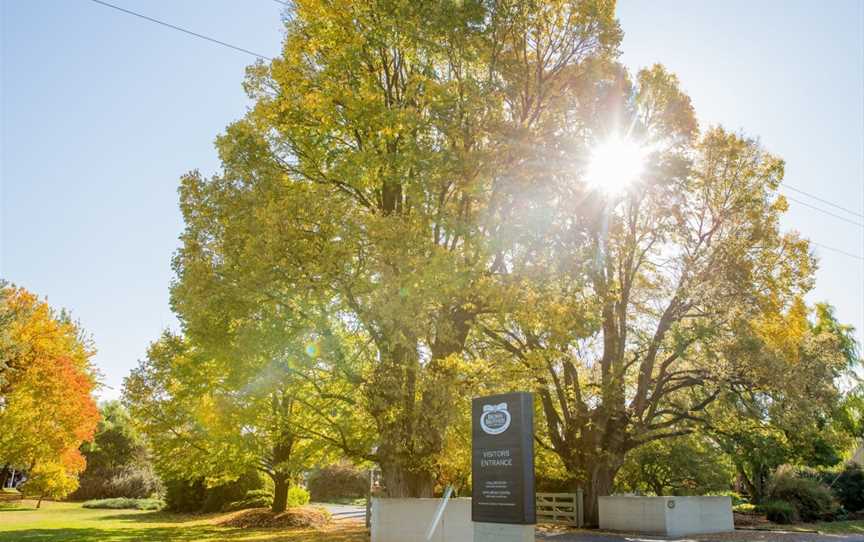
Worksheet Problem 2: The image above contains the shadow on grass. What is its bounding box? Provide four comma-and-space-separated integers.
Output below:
94, 510, 214, 524
0, 525, 367, 542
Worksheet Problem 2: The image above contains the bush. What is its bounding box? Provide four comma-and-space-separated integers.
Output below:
287, 485, 310, 508
163, 478, 206, 513
307, 463, 369, 502
768, 466, 840, 522
73, 464, 162, 501
733, 503, 756, 513
82, 498, 163, 510
831, 464, 864, 513
223, 489, 273, 512
763, 500, 798, 524
307, 463, 368, 502
164, 470, 265, 513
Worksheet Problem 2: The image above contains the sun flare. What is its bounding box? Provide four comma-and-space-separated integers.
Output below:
585, 136, 650, 195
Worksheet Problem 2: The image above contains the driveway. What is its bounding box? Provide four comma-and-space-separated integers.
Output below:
316, 503, 366, 523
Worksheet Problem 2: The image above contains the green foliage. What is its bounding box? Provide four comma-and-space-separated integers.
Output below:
307, 463, 368, 502
201, 472, 266, 514
286, 486, 310, 508
82, 498, 163, 510
763, 500, 798, 524
768, 466, 840, 522
168, 0, 623, 498
124, 332, 332, 513
733, 502, 756, 513
616, 435, 733, 496
223, 489, 273, 512
162, 471, 265, 514
708, 301, 858, 503
831, 464, 864, 512
708, 490, 747, 506
73, 402, 162, 500
162, 478, 206, 513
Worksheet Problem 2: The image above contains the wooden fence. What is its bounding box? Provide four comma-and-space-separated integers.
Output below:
536, 491, 583, 527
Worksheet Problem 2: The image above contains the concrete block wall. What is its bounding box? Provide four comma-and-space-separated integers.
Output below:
371, 498, 473, 542
599, 496, 733, 536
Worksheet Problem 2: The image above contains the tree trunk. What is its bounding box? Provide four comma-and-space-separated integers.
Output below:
380, 461, 435, 498
583, 461, 620, 527
272, 475, 289, 513
36, 496, 43, 509
0, 465, 9, 489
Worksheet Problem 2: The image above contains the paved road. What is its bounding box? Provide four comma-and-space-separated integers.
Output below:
316, 503, 366, 523
537, 529, 864, 542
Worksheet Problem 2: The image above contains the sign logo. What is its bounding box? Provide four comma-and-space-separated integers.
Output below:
480, 402, 511, 435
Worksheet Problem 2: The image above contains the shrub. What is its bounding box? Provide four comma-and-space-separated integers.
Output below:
763, 500, 797, 524
733, 503, 756, 513
73, 464, 162, 501
831, 464, 864, 512
82, 498, 163, 510
164, 470, 265, 513
307, 463, 368, 502
163, 478, 206, 513
223, 489, 273, 512
287, 485, 310, 508
768, 466, 840, 522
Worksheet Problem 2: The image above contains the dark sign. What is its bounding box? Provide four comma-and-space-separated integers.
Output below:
471, 391, 535, 525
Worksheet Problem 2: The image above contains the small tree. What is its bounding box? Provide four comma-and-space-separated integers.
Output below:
23, 459, 81, 508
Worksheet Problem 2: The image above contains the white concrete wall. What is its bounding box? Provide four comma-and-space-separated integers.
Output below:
599, 496, 733, 536
371, 498, 473, 542
665, 496, 734, 536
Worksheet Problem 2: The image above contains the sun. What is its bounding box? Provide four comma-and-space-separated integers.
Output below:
585, 136, 650, 195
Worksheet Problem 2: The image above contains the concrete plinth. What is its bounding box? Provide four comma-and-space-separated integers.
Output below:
473, 522, 534, 542
599, 496, 733, 536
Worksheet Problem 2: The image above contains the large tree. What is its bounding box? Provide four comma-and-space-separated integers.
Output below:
708, 301, 860, 502
476, 58, 830, 521
170, 0, 620, 497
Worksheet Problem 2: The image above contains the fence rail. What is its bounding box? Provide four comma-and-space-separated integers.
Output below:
536, 490, 583, 527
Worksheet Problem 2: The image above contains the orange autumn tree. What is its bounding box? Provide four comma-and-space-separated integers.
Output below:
0, 283, 99, 504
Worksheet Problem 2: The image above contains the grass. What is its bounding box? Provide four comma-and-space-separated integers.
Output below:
0, 500, 367, 542
806, 520, 864, 535
82, 498, 164, 510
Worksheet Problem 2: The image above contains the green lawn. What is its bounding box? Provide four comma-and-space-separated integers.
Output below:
0, 500, 366, 542
806, 520, 864, 535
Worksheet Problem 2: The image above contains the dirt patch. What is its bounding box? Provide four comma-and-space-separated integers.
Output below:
735, 511, 776, 529
218, 507, 331, 529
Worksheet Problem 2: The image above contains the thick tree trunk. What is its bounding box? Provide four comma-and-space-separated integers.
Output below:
0, 464, 10, 489
583, 460, 621, 527
272, 475, 289, 513
380, 460, 435, 498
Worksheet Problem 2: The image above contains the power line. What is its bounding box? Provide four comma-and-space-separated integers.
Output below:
784, 194, 864, 229
86, 0, 273, 61
782, 184, 864, 219
811, 241, 864, 261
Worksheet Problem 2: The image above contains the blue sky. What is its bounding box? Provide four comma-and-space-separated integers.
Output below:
2, 1, 862, 400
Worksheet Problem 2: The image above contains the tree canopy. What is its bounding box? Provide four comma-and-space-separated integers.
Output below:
0, 284, 99, 501
126, 0, 861, 523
